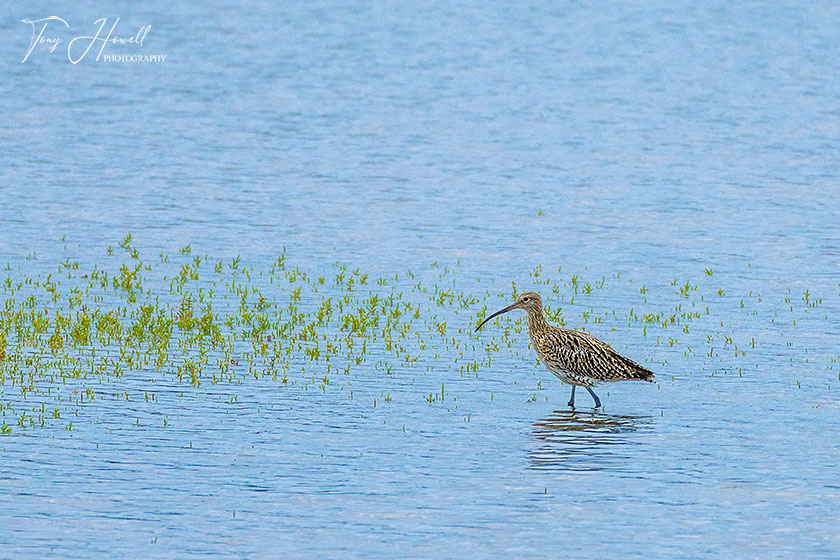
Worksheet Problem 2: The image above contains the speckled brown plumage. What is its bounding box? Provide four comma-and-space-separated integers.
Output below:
475, 291, 654, 407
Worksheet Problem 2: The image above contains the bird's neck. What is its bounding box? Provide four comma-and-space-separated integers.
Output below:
526, 307, 549, 339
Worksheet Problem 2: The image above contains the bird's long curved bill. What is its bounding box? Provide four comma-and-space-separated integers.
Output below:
475, 303, 516, 332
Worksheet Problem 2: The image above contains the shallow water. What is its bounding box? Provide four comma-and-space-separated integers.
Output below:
1, 1, 839, 558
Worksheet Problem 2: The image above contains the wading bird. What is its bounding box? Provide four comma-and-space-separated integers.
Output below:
475, 291, 655, 407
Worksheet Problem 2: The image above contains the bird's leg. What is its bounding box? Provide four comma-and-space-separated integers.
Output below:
567, 385, 576, 408
585, 387, 601, 408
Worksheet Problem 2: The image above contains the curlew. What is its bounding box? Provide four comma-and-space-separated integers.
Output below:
475, 291, 655, 407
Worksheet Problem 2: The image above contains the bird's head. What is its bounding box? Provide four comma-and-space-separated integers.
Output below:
475, 291, 542, 331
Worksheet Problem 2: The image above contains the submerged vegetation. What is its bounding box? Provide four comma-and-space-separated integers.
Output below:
0, 236, 834, 434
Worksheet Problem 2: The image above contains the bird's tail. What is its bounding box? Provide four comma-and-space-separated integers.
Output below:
623, 357, 656, 383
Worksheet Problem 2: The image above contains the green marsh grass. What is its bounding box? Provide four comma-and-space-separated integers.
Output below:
0, 240, 833, 434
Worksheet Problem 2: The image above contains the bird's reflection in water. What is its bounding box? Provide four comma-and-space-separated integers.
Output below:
528, 409, 652, 472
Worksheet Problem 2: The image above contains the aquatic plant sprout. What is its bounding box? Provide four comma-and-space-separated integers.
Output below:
0, 238, 831, 434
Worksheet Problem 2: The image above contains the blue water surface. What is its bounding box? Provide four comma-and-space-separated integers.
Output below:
1, 1, 839, 558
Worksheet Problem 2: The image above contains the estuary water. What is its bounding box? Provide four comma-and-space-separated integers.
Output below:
1, 1, 839, 558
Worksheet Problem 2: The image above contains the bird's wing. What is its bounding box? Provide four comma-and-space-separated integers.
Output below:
541, 328, 655, 383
